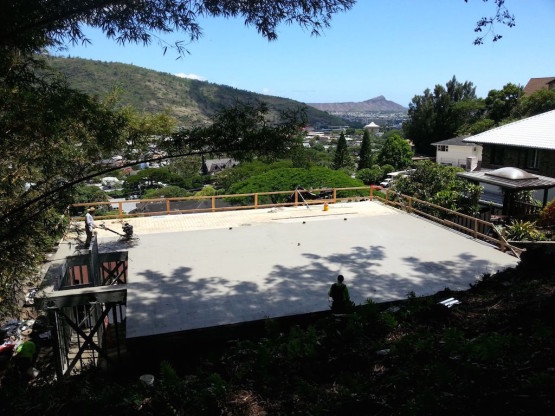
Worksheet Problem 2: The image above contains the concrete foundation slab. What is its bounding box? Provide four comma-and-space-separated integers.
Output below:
86, 202, 518, 339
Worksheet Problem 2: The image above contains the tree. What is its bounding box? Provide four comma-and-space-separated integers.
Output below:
72, 185, 110, 204
512, 89, 555, 119
0, 1, 356, 55
356, 166, 386, 185
201, 156, 209, 176
143, 186, 189, 199
168, 156, 203, 177
403, 76, 479, 155
229, 167, 363, 204
357, 130, 373, 170
467, 0, 516, 45
484, 83, 523, 124
0, 0, 518, 314
333, 132, 352, 170
376, 134, 413, 170
395, 161, 482, 214
195, 185, 217, 197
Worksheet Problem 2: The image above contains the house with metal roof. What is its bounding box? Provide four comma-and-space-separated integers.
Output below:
462, 109, 555, 177
459, 110, 555, 213
431, 136, 482, 171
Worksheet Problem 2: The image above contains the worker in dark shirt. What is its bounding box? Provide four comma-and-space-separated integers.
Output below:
328, 274, 353, 314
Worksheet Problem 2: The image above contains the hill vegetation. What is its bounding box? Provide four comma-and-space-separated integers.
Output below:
47, 56, 351, 128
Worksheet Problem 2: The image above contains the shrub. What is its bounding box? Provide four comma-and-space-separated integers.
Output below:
505, 220, 546, 241
540, 199, 555, 228
143, 186, 189, 198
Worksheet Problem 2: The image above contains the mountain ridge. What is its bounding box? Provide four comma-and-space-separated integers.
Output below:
308, 95, 407, 113
46, 56, 352, 128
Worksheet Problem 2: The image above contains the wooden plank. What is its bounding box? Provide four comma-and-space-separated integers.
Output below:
36, 286, 127, 308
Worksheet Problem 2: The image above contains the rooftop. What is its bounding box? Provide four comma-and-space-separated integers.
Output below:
463, 110, 555, 150
458, 168, 555, 190
523, 77, 555, 95
431, 136, 478, 147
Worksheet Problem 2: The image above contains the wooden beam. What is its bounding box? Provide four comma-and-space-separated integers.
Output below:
35, 286, 126, 308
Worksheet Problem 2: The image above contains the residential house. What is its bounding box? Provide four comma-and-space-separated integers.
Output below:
460, 109, 555, 210
463, 109, 555, 177
204, 158, 238, 174
363, 122, 380, 135
431, 136, 482, 171
523, 77, 555, 95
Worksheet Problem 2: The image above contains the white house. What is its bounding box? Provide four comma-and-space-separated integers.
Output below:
460, 109, 555, 205
431, 136, 482, 171
364, 122, 380, 134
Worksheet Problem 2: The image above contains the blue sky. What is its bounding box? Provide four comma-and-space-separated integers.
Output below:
56, 0, 555, 107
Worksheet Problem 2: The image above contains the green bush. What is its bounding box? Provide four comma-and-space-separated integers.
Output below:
505, 220, 546, 241
540, 199, 555, 228
143, 185, 190, 198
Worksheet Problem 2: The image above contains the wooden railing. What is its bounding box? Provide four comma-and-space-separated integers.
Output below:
70, 186, 382, 220
375, 189, 523, 258
512, 200, 542, 219
70, 186, 523, 257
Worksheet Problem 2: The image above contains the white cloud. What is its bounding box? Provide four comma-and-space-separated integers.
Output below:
174, 73, 206, 81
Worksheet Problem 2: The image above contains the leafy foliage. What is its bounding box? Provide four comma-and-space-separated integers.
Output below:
143, 186, 190, 199
49, 57, 351, 129
357, 130, 373, 170
228, 167, 363, 204
540, 199, 555, 228
403, 76, 479, 155
512, 88, 555, 119
505, 220, 546, 241
395, 161, 482, 214
72, 185, 110, 204
469, 0, 516, 45
0, 0, 356, 54
333, 132, 352, 170
484, 82, 523, 123
356, 165, 391, 185
213, 160, 291, 192
376, 133, 413, 170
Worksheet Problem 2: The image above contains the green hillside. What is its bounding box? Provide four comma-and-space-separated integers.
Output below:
47, 56, 350, 128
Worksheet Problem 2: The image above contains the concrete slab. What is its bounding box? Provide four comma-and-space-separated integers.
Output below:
88, 201, 518, 339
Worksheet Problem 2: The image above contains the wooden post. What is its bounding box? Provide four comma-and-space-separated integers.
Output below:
211, 196, 216, 212
408, 197, 412, 213
333, 188, 337, 203
500, 228, 506, 252
385, 189, 389, 202
254, 193, 258, 209
473, 217, 478, 238
370, 186, 373, 201
294, 190, 298, 207
118, 202, 123, 219
166, 199, 170, 215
